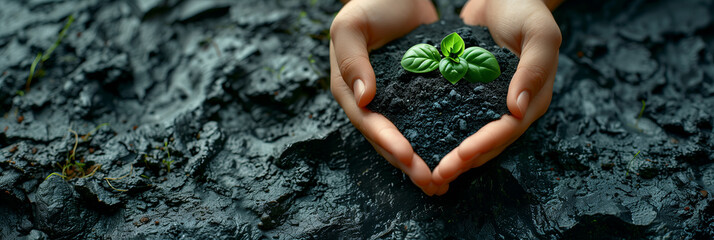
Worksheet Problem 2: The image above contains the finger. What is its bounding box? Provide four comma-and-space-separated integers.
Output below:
367, 137, 430, 187
433, 151, 465, 185
432, 115, 520, 186
332, 43, 436, 195
435, 183, 449, 196
330, 0, 438, 107
406, 154, 432, 188
507, 10, 561, 119
330, 11, 375, 107
460, 0, 487, 26
460, 69, 557, 169
456, 115, 519, 162
469, 143, 510, 169
432, 138, 506, 188
366, 138, 432, 190
331, 44, 414, 166
465, 73, 557, 171
435, 79, 557, 188
365, 138, 400, 168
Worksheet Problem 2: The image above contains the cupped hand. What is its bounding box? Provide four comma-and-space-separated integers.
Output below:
329, 0, 442, 194
431, 0, 563, 195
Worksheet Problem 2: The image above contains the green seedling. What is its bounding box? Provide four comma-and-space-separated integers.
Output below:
43, 15, 75, 61
401, 32, 501, 84
26, 53, 42, 92
625, 150, 641, 177
81, 123, 109, 141
45, 127, 101, 181
26, 14, 74, 92
307, 54, 322, 76
162, 141, 174, 173
143, 153, 150, 168
264, 66, 286, 81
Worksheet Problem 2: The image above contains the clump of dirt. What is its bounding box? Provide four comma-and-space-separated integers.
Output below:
368, 21, 518, 167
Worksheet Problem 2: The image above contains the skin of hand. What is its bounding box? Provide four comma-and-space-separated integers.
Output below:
329, 0, 442, 195
431, 0, 564, 195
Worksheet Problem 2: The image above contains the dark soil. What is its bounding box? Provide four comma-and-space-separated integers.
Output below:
1, 0, 714, 239
368, 22, 517, 168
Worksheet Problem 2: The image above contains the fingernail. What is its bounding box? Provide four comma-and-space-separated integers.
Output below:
353, 79, 365, 104
517, 91, 530, 117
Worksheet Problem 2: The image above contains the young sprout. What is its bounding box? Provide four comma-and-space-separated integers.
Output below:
44, 127, 102, 181
25, 14, 74, 92
162, 141, 174, 173
625, 150, 641, 177
401, 32, 501, 84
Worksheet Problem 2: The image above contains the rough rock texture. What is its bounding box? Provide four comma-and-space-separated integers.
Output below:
0, 0, 713, 239
34, 176, 97, 239
368, 22, 517, 167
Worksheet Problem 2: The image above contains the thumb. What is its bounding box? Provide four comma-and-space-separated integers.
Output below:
507, 15, 561, 118
330, 0, 438, 107
330, 10, 376, 107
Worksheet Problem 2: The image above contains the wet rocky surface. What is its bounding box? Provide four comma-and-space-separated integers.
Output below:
368, 22, 517, 168
0, 0, 713, 239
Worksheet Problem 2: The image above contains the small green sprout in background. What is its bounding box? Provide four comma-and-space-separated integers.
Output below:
401, 32, 501, 84
162, 141, 174, 173
81, 123, 109, 141
26, 53, 42, 92
26, 14, 74, 92
44, 126, 103, 181
42, 14, 75, 62
625, 150, 641, 177
307, 54, 322, 76
264, 66, 286, 81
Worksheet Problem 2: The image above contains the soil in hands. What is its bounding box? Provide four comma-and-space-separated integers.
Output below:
368, 20, 519, 168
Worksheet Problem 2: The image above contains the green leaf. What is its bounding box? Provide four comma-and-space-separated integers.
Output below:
26, 53, 43, 91
440, 32, 465, 59
462, 47, 501, 83
42, 14, 74, 62
439, 58, 468, 84
401, 44, 441, 73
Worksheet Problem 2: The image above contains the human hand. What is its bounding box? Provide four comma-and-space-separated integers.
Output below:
329, 0, 442, 194
431, 0, 563, 194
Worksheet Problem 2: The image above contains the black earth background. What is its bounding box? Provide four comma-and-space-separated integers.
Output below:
1, 0, 713, 239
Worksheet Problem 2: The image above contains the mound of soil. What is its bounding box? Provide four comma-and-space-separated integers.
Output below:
368, 21, 518, 167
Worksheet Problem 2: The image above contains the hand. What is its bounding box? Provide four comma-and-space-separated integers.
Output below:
329, 0, 442, 194
431, 0, 563, 194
